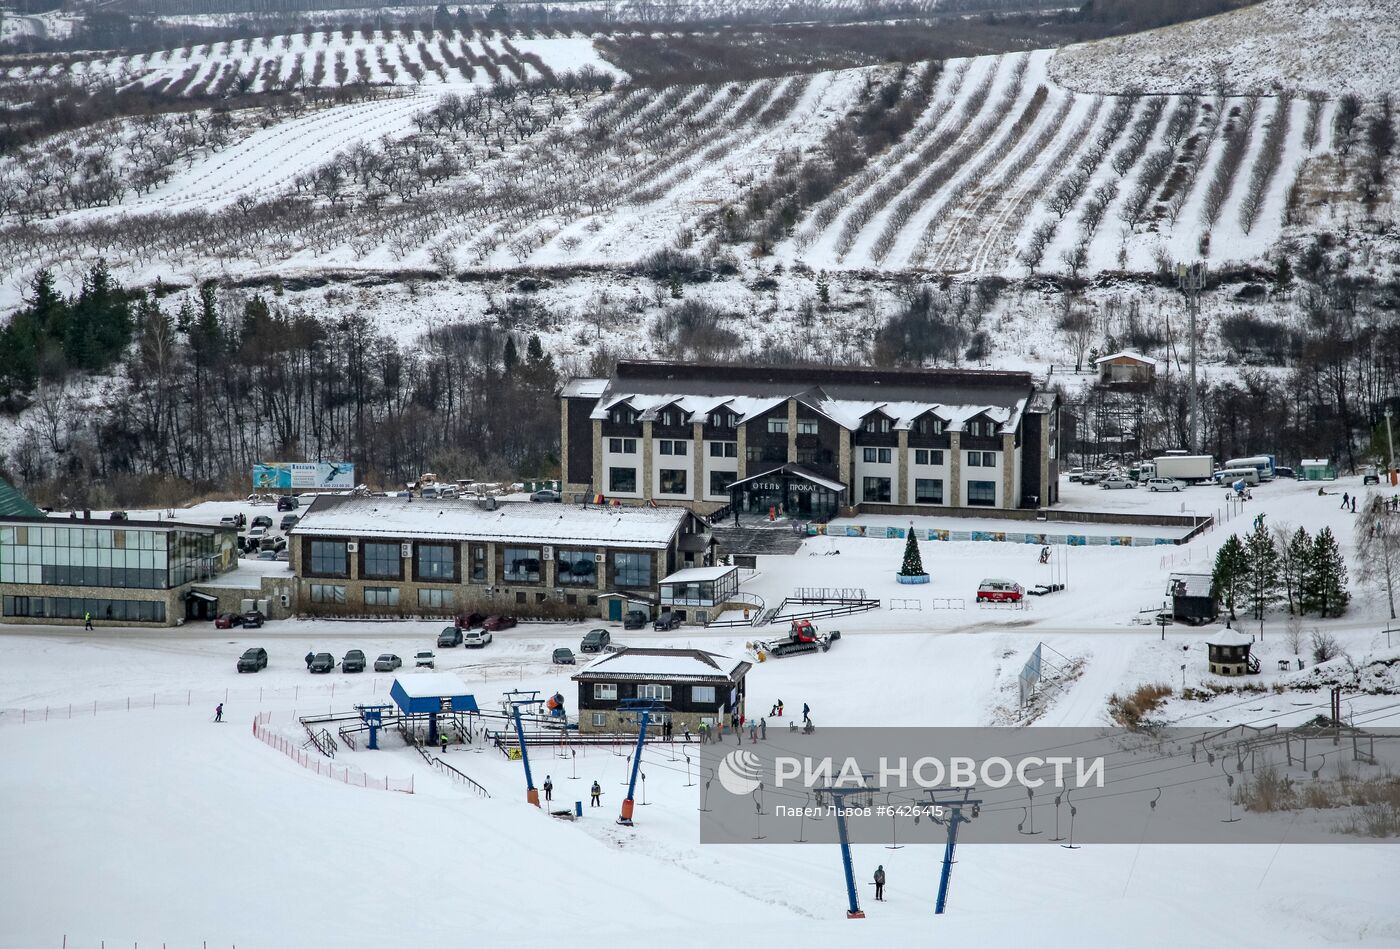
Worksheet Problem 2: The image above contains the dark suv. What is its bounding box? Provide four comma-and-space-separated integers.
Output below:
623, 610, 647, 630
237, 647, 268, 672
277, 496, 299, 511
343, 649, 366, 673
653, 612, 681, 631
242, 610, 265, 628
309, 652, 335, 673
437, 626, 463, 647
580, 628, 610, 653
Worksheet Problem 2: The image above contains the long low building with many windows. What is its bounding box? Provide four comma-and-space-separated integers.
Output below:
560, 360, 1062, 519
0, 513, 240, 626
288, 495, 713, 621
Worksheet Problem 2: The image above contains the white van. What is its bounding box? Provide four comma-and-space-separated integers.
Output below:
1217, 467, 1260, 486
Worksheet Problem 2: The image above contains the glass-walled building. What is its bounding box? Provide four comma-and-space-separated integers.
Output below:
0, 516, 237, 627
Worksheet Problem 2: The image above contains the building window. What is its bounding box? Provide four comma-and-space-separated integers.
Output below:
709, 471, 737, 496
309, 583, 346, 604
709, 441, 737, 458
418, 588, 455, 609
592, 712, 607, 727
362, 542, 400, 579
609, 467, 637, 493
0, 524, 199, 589
364, 586, 400, 607
611, 407, 637, 425
862, 477, 891, 503
503, 547, 542, 583
594, 683, 618, 700
966, 451, 996, 468
469, 543, 487, 582
613, 552, 652, 587
915, 449, 944, 466
416, 543, 455, 580
796, 419, 818, 435
914, 479, 944, 504
609, 438, 637, 454
767, 417, 788, 434
637, 684, 673, 702
658, 469, 688, 494
558, 549, 597, 586
917, 417, 944, 435
967, 481, 997, 506
658, 439, 688, 456
516, 591, 527, 604
863, 448, 892, 464
4, 595, 165, 622
310, 540, 348, 577
692, 685, 716, 704
864, 416, 891, 433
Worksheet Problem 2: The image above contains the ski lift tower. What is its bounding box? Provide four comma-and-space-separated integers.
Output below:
816, 781, 877, 919
504, 689, 545, 807
922, 788, 983, 915
354, 704, 393, 750
615, 698, 665, 826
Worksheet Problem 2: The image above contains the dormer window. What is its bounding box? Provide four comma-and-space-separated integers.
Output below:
863, 416, 890, 434
612, 407, 638, 425
917, 417, 944, 436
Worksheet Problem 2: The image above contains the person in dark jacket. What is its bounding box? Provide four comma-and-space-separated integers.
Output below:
304, 650, 314, 669
874, 865, 886, 901
214, 703, 223, 723
590, 781, 602, 806
802, 702, 811, 725
543, 776, 553, 802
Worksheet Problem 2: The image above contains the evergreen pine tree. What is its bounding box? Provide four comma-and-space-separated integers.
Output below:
1212, 534, 1248, 620
1288, 527, 1316, 614
1311, 526, 1350, 617
898, 526, 926, 577
503, 336, 518, 372
816, 270, 830, 307
669, 273, 683, 299
1243, 520, 1279, 620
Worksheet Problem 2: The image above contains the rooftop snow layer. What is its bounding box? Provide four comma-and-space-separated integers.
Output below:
291, 497, 689, 548
393, 672, 476, 698
573, 647, 748, 680
659, 565, 739, 584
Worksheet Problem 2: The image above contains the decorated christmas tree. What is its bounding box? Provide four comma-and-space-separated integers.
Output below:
898, 526, 927, 579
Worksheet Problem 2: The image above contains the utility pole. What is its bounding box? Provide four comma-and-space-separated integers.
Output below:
1177, 262, 1207, 452
1386, 405, 1395, 482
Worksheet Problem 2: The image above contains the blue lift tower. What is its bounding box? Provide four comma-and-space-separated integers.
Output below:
615, 699, 664, 826
504, 689, 545, 807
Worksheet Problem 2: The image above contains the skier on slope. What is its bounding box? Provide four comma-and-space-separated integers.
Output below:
214, 703, 223, 723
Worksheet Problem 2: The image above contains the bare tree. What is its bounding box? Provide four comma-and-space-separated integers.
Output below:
1356, 494, 1400, 619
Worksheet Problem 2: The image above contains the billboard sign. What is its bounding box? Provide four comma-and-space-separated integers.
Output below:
252, 462, 355, 491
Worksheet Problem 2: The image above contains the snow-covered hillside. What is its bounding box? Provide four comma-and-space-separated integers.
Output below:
1049, 0, 1400, 97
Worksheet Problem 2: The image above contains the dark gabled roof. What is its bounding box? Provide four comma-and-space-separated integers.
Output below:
0, 475, 42, 518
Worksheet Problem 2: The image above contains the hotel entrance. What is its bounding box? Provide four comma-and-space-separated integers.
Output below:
729, 465, 845, 522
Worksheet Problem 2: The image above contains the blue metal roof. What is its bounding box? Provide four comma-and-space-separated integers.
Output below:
390, 675, 480, 715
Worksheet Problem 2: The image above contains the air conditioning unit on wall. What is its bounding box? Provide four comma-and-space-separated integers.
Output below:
594, 553, 606, 563
401, 543, 412, 558
346, 541, 359, 553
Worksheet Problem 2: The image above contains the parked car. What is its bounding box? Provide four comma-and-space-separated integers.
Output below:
343, 649, 366, 673
1067, 467, 1086, 482
280, 514, 300, 531
580, 629, 611, 653
274, 549, 291, 562
456, 611, 487, 630
482, 615, 516, 632
437, 626, 463, 648
309, 652, 336, 673
530, 489, 561, 503
653, 611, 681, 631
1100, 475, 1137, 489
256, 550, 277, 561
1079, 469, 1109, 485
976, 579, 1024, 603
623, 609, 648, 630
1145, 477, 1184, 492
242, 610, 265, 628
277, 496, 300, 512
374, 653, 402, 672
552, 647, 576, 665
214, 612, 242, 629
414, 649, 435, 669
463, 629, 492, 648
1274, 465, 1296, 480
251, 515, 273, 530
236, 647, 268, 672
247, 526, 268, 543
219, 514, 244, 528
1363, 465, 1381, 486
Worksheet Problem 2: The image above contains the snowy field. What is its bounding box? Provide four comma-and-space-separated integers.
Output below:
4, 476, 1400, 947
